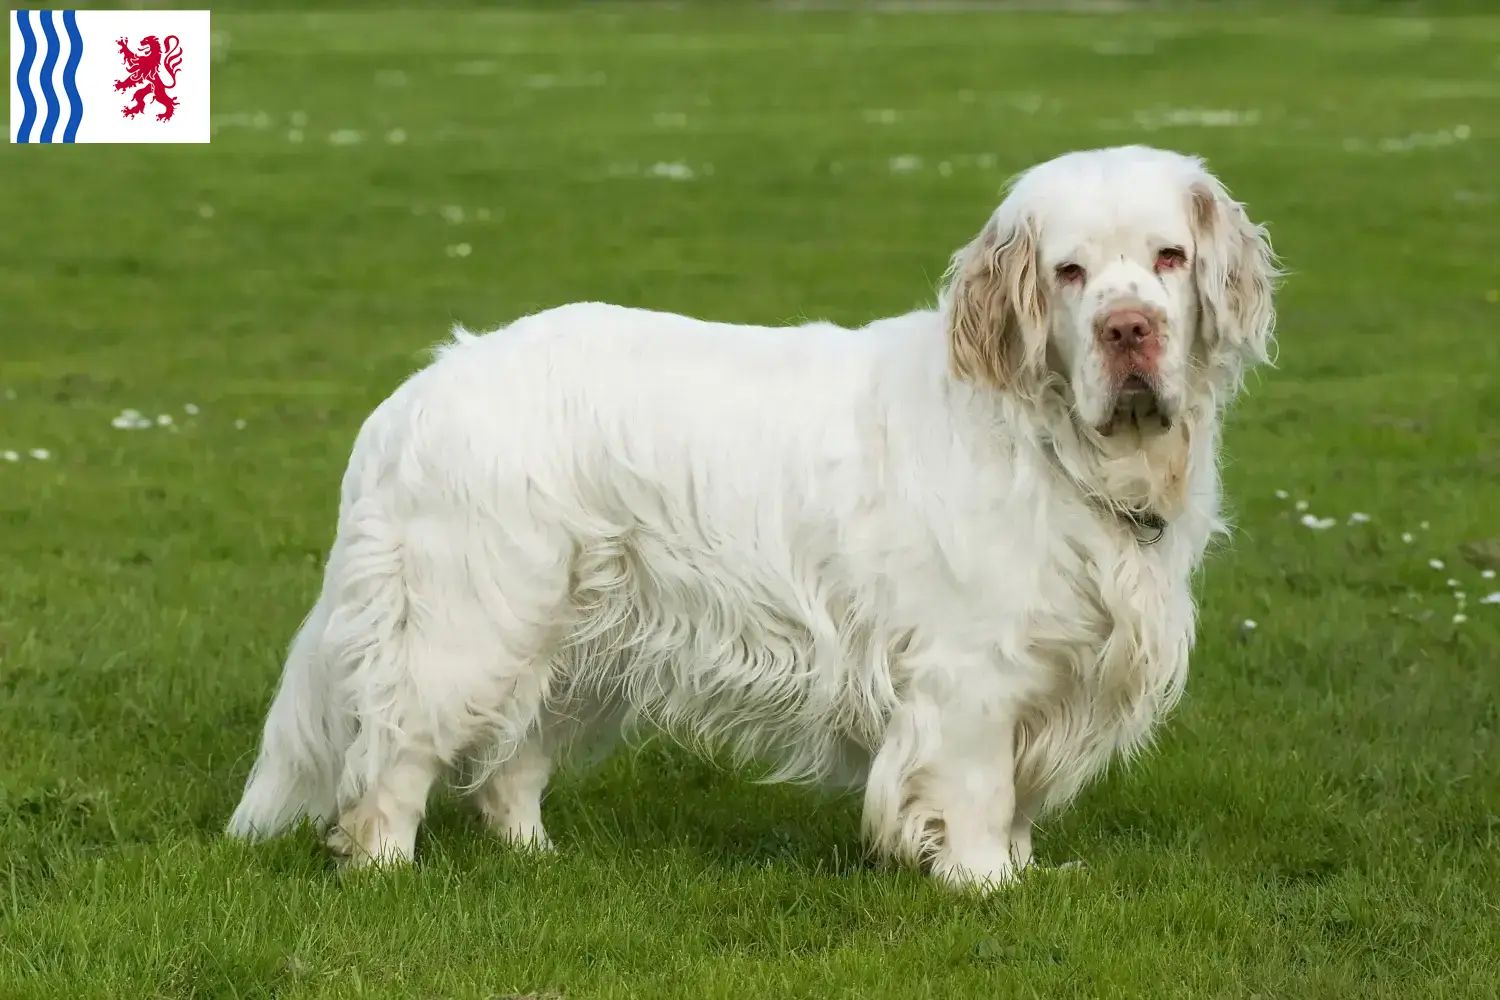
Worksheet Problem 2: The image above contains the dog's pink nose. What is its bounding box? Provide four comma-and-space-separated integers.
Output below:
1098, 308, 1158, 349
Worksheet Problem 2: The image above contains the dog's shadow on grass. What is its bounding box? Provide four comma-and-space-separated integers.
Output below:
226, 741, 1349, 889
417, 742, 877, 879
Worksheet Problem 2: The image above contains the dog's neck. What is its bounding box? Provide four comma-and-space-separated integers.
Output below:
1039, 395, 1209, 545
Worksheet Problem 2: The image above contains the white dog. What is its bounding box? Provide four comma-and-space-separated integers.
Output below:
228, 145, 1278, 889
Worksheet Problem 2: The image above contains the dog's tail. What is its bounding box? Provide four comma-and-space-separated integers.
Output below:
227, 594, 348, 840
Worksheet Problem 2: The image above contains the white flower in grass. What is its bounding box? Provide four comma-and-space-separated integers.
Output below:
1, 450, 17, 462
385, 128, 407, 145
1480, 592, 1500, 605
1300, 514, 1336, 530
1447, 579, 1460, 588
1133, 107, 1260, 130
889, 155, 922, 173
111, 408, 153, 429
1429, 559, 1445, 570
1347, 512, 1370, 524
444, 243, 472, 258
1401, 532, 1414, 544
184, 403, 200, 415
440, 205, 465, 224
1241, 619, 1258, 631
1274, 489, 1289, 499
1295, 500, 1309, 512
156, 414, 173, 426
1482, 569, 1497, 580
234, 419, 247, 430
1420, 521, 1430, 530
28, 448, 49, 460
1453, 613, 1468, 624
647, 162, 695, 181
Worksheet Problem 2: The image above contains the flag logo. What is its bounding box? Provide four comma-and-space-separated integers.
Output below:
11, 9, 210, 143
115, 33, 184, 122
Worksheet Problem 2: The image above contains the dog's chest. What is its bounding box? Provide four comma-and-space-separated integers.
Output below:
1016, 531, 1195, 814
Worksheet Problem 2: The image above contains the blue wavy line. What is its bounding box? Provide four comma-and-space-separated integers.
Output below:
37, 11, 62, 143
14, 11, 38, 143
61, 11, 83, 143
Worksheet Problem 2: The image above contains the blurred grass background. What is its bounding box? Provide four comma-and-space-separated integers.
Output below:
2, 2, 1499, 997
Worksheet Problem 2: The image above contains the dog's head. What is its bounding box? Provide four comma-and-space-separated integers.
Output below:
943, 145, 1280, 438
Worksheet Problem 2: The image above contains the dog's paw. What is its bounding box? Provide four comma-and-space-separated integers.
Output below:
325, 825, 368, 868
325, 824, 413, 870
930, 849, 1019, 894
483, 820, 555, 854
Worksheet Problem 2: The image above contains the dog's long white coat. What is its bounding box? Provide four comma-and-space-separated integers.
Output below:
228, 146, 1277, 887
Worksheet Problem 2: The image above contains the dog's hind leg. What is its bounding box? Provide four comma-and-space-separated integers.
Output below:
329, 633, 559, 868
328, 736, 444, 868
321, 495, 570, 867
471, 729, 554, 850
469, 693, 625, 851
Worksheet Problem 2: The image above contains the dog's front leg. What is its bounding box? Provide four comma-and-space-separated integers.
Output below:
923, 706, 1020, 891
863, 661, 1024, 892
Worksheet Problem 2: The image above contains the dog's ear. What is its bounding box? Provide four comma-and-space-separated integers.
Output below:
944, 213, 1048, 396
1190, 175, 1281, 381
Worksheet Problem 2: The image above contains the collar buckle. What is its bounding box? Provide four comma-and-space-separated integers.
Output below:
1123, 508, 1167, 546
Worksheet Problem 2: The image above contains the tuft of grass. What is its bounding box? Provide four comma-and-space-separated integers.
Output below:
2, 4, 1498, 997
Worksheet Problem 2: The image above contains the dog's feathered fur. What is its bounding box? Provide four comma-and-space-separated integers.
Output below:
228, 146, 1278, 888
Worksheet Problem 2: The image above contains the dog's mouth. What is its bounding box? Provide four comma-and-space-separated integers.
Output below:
1097, 374, 1172, 436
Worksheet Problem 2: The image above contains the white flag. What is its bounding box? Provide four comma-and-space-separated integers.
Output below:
10, 9, 210, 143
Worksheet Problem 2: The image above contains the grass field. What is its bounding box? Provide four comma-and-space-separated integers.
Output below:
4, 3, 1500, 997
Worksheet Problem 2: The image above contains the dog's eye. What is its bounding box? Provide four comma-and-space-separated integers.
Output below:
1154, 247, 1187, 271
1054, 263, 1086, 284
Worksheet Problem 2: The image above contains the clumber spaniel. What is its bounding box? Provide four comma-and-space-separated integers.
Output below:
229, 145, 1278, 889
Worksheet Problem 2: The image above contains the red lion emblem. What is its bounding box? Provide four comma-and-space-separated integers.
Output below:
114, 34, 184, 122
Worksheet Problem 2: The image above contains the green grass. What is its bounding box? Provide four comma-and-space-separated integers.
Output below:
4, 4, 1500, 997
